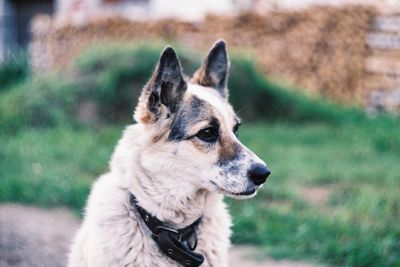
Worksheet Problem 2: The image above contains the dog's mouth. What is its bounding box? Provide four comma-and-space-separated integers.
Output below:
210, 181, 257, 198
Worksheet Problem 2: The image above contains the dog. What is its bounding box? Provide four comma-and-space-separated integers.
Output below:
68, 40, 270, 267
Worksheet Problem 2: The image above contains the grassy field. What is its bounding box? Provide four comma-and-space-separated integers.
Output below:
1, 44, 399, 266
230, 122, 400, 266
1, 121, 399, 266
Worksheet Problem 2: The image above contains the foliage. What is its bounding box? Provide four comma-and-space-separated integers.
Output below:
0, 53, 30, 92
0, 75, 81, 133
75, 44, 366, 124
228, 58, 365, 124
1, 44, 371, 134
73, 44, 200, 122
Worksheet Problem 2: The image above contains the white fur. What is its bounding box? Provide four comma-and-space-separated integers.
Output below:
189, 84, 234, 124
68, 123, 232, 267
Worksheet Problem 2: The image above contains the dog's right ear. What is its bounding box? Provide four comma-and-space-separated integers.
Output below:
134, 47, 187, 124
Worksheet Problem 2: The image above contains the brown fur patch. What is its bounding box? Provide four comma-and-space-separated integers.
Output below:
191, 68, 229, 99
191, 67, 209, 88
191, 138, 213, 153
151, 123, 171, 143
152, 130, 167, 143
138, 111, 153, 124
218, 136, 240, 163
134, 81, 158, 124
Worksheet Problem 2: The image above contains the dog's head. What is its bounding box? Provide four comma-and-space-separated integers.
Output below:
133, 40, 270, 199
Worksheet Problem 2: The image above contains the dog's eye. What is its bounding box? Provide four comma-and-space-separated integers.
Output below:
196, 127, 219, 143
233, 123, 240, 137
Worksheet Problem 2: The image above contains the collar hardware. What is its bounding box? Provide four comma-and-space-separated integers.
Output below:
129, 194, 204, 267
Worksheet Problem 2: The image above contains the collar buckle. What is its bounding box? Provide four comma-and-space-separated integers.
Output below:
130, 194, 204, 267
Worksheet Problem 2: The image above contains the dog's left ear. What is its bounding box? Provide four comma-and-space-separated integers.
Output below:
191, 40, 230, 98
134, 46, 187, 124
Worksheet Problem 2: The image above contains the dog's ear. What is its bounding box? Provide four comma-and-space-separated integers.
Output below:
191, 40, 230, 98
134, 46, 187, 124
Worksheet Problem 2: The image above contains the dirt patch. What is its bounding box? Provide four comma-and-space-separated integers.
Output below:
298, 186, 332, 205
230, 246, 324, 267
0, 204, 80, 267
0, 203, 323, 267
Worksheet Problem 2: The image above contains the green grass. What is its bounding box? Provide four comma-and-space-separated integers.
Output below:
0, 121, 399, 266
0, 126, 123, 210
229, 122, 400, 266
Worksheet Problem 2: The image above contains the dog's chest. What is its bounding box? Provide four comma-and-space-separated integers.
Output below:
120, 217, 218, 267
77, 174, 231, 267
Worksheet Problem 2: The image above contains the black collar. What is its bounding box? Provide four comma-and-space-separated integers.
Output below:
129, 194, 204, 267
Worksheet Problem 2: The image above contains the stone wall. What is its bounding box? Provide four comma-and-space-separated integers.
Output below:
31, 6, 377, 104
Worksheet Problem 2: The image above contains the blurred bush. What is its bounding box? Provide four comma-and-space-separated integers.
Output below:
76, 44, 366, 124
0, 43, 368, 134
228, 58, 365, 123
0, 75, 81, 132
73, 44, 199, 122
0, 53, 30, 92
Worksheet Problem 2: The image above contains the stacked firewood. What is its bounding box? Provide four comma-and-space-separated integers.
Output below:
364, 15, 400, 113
31, 5, 377, 104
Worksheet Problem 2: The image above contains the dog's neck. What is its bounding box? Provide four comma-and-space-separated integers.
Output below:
111, 124, 222, 228
129, 172, 216, 228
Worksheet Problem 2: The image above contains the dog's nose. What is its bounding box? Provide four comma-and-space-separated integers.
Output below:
248, 163, 271, 185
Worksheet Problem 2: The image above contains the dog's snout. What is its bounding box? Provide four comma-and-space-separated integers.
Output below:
248, 163, 271, 185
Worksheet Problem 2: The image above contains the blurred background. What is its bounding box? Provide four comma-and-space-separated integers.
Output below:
0, 0, 400, 266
